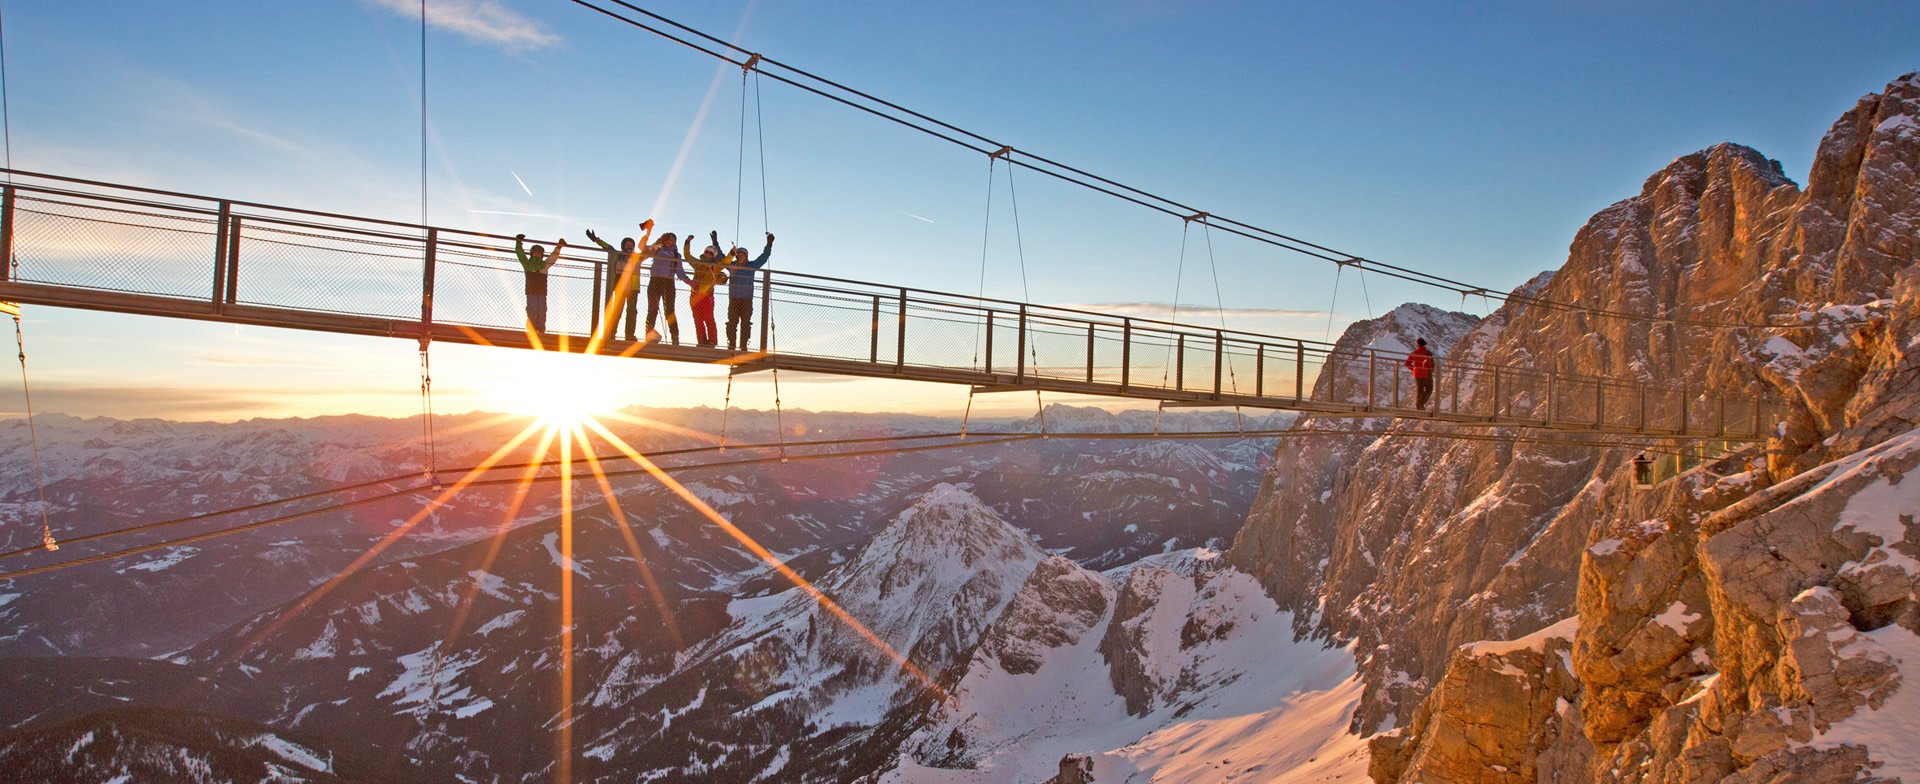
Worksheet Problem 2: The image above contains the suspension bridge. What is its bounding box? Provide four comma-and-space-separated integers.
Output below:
0, 168, 1776, 441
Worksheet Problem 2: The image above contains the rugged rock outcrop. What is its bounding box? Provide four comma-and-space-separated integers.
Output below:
1229, 72, 1920, 782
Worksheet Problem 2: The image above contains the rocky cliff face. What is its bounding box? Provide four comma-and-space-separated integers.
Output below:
1230, 72, 1920, 782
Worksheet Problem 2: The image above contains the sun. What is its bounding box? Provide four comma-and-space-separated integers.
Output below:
486, 352, 630, 427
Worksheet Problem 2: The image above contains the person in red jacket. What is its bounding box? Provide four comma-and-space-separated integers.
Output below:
1404, 338, 1436, 410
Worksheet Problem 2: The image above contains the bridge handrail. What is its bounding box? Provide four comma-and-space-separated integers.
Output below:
0, 167, 1784, 426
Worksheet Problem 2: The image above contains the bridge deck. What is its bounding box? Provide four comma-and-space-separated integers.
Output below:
0, 169, 1775, 441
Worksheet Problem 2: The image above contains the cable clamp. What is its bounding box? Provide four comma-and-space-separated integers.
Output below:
1338, 256, 1364, 268
988, 145, 1013, 160
1184, 211, 1209, 224
742, 53, 762, 72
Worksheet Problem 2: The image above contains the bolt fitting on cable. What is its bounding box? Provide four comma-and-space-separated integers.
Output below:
1185, 211, 1209, 224
988, 145, 1013, 160
1338, 256, 1364, 268
742, 53, 762, 73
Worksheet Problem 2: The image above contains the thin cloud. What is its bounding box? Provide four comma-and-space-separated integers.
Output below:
366, 0, 561, 52
901, 212, 935, 224
1062, 302, 1327, 320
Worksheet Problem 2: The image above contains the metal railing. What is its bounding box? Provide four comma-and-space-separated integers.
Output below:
0, 168, 1780, 439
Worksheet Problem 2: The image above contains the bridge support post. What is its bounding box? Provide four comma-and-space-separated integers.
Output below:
759, 272, 771, 353
1366, 349, 1376, 412
1450, 362, 1460, 413
1, 185, 15, 283
1594, 379, 1604, 430
1716, 395, 1726, 437
211, 201, 231, 312
1213, 330, 1223, 399
1294, 341, 1304, 402
984, 311, 994, 373
896, 288, 907, 371
1119, 318, 1131, 390
420, 228, 437, 350
870, 294, 881, 363
1086, 323, 1095, 384
1546, 372, 1556, 425
1491, 366, 1501, 420
1016, 304, 1027, 381
589, 259, 601, 340
1751, 401, 1763, 438
1679, 383, 1690, 435
1637, 384, 1647, 432
1392, 353, 1401, 409
1255, 343, 1265, 398
1174, 333, 1185, 391
224, 217, 241, 305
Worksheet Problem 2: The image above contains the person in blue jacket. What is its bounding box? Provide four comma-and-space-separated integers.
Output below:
723, 232, 774, 352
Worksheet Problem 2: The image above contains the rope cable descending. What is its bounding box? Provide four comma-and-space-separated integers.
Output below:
1003, 159, 1045, 433
962, 157, 998, 437
1199, 219, 1244, 432
1155, 222, 1193, 436
415, 0, 450, 734
11, 314, 55, 551
1, 1, 48, 552
414, 0, 439, 489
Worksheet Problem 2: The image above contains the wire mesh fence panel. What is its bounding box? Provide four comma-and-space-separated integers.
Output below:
1178, 336, 1217, 395
1026, 318, 1089, 382
433, 247, 544, 330
903, 302, 984, 370
543, 264, 603, 337
232, 222, 421, 320
766, 288, 881, 362
1090, 325, 1127, 386
11, 197, 221, 300
1128, 329, 1180, 393
1219, 343, 1258, 399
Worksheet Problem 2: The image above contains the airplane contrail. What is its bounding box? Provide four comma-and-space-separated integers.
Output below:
902, 212, 935, 224
509, 169, 534, 197
468, 209, 603, 222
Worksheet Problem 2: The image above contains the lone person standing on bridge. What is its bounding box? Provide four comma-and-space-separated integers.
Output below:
642, 223, 689, 345
514, 234, 567, 334
586, 228, 642, 341
723, 232, 774, 353
1404, 338, 1436, 410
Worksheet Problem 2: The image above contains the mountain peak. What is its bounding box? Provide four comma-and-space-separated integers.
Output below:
848, 483, 1041, 572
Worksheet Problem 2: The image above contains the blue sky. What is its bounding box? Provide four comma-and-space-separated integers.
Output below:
1, 1, 1914, 420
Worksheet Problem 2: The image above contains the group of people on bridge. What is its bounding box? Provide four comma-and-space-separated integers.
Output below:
514, 221, 775, 351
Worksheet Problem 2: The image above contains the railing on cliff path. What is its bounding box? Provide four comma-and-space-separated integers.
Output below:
0, 168, 1779, 441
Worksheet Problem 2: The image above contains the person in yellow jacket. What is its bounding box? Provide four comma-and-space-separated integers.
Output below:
685, 230, 729, 348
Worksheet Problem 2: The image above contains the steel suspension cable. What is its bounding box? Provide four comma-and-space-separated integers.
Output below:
0, 425, 1698, 582
0, 0, 13, 184
562, 0, 1860, 333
